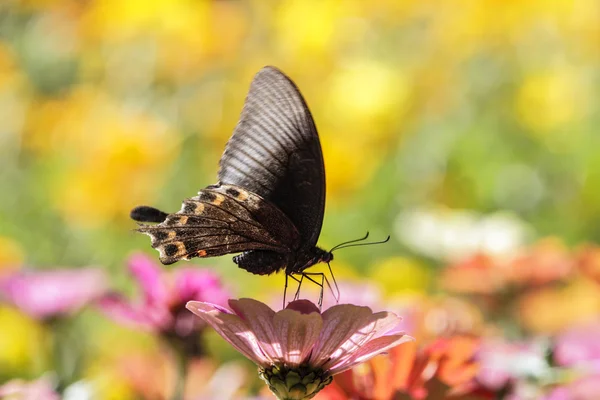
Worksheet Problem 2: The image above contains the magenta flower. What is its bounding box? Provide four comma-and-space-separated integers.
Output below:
99, 253, 229, 351
553, 321, 600, 373
186, 298, 412, 400
0, 267, 107, 320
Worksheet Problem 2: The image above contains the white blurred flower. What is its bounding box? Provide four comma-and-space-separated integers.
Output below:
395, 206, 532, 261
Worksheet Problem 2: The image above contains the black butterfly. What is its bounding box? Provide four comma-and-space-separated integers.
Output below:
131, 66, 333, 279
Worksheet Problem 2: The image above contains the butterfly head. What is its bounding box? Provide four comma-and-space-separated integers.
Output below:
292, 246, 333, 274
316, 247, 334, 264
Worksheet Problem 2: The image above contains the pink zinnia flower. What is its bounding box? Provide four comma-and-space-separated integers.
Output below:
99, 253, 229, 351
0, 377, 59, 400
187, 298, 412, 400
553, 320, 600, 373
542, 375, 600, 400
477, 338, 550, 391
0, 267, 107, 320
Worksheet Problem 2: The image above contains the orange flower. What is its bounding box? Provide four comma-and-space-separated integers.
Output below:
441, 253, 505, 295
316, 336, 492, 400
505, 238, 574, 287
441, 238, 575, 295
576, 244, 600, 285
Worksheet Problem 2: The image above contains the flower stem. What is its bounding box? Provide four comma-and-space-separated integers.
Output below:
48, 318, 82, 393
171, 343, 189, 400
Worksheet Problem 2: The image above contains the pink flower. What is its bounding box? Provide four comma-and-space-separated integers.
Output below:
542, 375, 600, 400
553, 321, 600, 373
0, 377, 59, 400
0, 267, 107, 320
186, 298, 412, 400
476, 338, 550, 390
99, 253, 229, 348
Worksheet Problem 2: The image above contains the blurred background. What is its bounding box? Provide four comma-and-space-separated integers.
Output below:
1, 0, 599, 399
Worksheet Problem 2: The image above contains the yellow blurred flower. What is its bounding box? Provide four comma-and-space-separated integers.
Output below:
319, 60, 410, 199
516, 69, 588, 135
517, 278, 600, 334
82, 0, 208, 42
0, 236, 25, 273
325, 60, 410, 141
90, 370, 136, 400
0, 307, 46, 374
25, 87, 180, 227
81, 0, 249, 81
273, 0, 362, 60
370, 256, 431, 295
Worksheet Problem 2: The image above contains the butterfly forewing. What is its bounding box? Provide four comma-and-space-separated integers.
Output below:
218, 66, 326, 250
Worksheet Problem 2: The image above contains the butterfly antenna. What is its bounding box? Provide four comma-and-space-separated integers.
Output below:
327, 262, 340, 303
330, 234, 391, 252
329, 232, 370, 252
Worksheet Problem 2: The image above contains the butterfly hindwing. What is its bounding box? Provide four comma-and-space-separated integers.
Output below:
137, 184, 299, 266
218, 66, 326, 251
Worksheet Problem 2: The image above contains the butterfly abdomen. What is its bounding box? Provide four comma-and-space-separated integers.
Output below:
234, 250, 288, 275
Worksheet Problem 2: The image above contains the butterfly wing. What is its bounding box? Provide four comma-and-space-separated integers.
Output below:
218, 66, 326, 251
137, 184, 300, 267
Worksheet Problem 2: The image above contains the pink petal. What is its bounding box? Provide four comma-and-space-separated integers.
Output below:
329, 334, 414, 375
322, 311, 404, 370
0, 378, 59, 400
310, 304, 374, 366
173, 268, 229, 306
369, 311, 403, 338
229, 299, 283, 362
128, 253, 167, 305
0, 268, 107, 319
186, 301, 270, 366
273, 308, 323, 367
98, 294, 168, 331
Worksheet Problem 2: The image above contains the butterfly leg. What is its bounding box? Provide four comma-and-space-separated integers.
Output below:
283, 274, 302, 309
327, 262, 341, 304
293, 274, 304, 301
301, 272, 331, 309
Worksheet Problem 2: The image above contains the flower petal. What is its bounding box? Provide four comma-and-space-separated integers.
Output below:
173, 268, 229, 306
321, 311, 404, 370
128, 253, 167, 305
98, 294, 166, 331
0, 268, 107, 319
310, 304, 375, 366
186, 301, 270, 366
229, 298, 283, 362
329, 334, 414, 375
272, 307, 323, 367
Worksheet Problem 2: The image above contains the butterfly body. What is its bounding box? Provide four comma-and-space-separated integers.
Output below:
133, 66, 330, 277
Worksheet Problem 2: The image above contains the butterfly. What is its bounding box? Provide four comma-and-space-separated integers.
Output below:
131, 66, 334, 281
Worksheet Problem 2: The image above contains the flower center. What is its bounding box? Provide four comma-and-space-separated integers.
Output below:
258, 364, 333, 400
